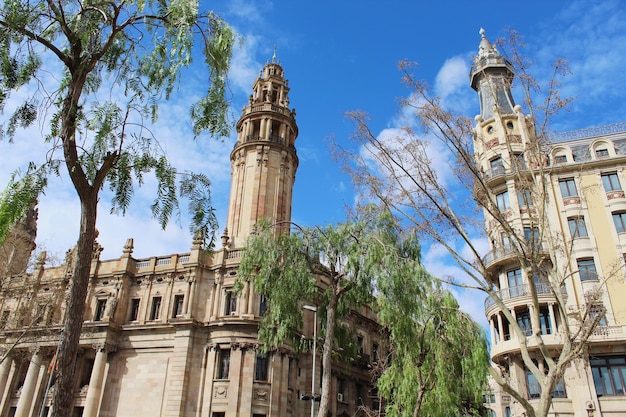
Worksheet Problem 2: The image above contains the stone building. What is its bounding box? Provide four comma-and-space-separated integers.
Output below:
0, 56, 380, 417
471, 31, 626, 417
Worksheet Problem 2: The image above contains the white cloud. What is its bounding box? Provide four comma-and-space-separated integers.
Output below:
435, 56, 469, 100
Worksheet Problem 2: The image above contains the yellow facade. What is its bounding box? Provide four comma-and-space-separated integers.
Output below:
472, 31, 626, 417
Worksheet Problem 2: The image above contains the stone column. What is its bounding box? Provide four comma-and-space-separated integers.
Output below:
0, 356, 14, 414
83, 343, 114, 417
548, 303, 557, 334
510, 309, 517, 340
528, 303, 536, 335
259, 118, 267, 140
15, 350, 42, 417
0, 355, 13, 403
497, 313, 504, 341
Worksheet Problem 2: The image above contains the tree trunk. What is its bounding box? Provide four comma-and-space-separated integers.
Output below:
317, 291, 337, 417
52, 194, 97, 417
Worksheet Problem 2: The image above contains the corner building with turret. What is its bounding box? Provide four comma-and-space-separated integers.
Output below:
471, 31, 626, 417
0, 57, 380, 417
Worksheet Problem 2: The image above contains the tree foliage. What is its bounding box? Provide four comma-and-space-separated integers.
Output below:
0, 1, 236, 415
335, 32, 607, 417
378, 287, 489, 417
238, 212, 489, 417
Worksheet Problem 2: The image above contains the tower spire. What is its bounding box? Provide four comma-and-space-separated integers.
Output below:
470, 28, 516, 120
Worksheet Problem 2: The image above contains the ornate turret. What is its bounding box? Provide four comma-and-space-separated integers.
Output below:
470, 28, 516, 121
226, 51, 299, 248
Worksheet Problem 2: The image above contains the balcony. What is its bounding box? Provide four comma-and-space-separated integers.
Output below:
483, 244, 521, 271
485, 283, 565, 310
483, 243, 549, 271
491, 332, 564, 361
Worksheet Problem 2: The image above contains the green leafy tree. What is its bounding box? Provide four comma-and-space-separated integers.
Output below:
0, 1, 236, 415
238, 212, 489, 417
377, 284, 489, 417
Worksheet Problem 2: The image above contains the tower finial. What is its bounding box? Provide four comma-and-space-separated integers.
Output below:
272, 44, 277, 63
479, 27, 486, 38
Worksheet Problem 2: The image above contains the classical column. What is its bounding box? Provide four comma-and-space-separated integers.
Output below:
15, 350, 42, 417
548, 303, 557, 334
0, 355, 13, 402
528, 304, 536, 335
510, 309, 517, 340
0, 355, 14, 414
497, 313, 504, 341
83, 343, 114, 417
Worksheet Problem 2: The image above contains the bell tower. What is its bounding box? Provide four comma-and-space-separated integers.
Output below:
226, 51, 299, 248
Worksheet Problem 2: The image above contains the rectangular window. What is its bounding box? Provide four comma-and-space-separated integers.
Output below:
255, 353, 269, 381
577, 258, 598, 281
337, 378, 346, 400
526, 368, 566, 399
217, 349, 230, 379
372, 342, 379, 362
539, 306, 552, 335
507, 268, 523, 298
554, 155, 567, 164
568, 217, 588, 238
559, 178, 578, 198
524, 227, 540, 248
590, 304, 607, 326
613, 212, 626, 233
150, 296, 162, 320
602, 173, 622, 192
259, 294, 268, 316
173, 294, 184, 317
516, 308, 532, 337
496, 191, 511, 210
94, 299, 107, 321
129, 298, 140, 322
288, 357, 295, 387
0, 310, 9, 328
490, 157, 505, 175
225, 291, 237, 316
517, 188, 533, 207
596, 148, 610, 158
357, 336, 364, 356
513, 153, 526, 170
591, 356, 626, 396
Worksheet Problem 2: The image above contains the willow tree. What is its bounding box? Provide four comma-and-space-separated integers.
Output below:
238, 212, 489, 417
377, 285, 489, 417
0, 1, 235, 415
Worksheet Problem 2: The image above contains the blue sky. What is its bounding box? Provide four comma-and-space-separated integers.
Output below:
2, 0, 626, 323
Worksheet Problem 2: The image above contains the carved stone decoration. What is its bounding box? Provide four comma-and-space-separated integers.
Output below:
214, 385, 228, 398
92, 342, 117, 354
253, 389, 269, 401
123, 238, 134, 255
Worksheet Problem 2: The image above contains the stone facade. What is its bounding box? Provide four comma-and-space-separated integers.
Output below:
0, 57, 380, 417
